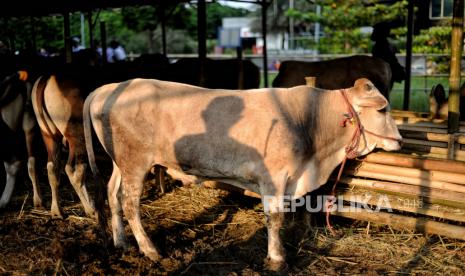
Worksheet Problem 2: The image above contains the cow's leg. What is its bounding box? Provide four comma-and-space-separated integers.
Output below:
64, 142, 96, 218
108, 162, 127, 248
121, 168, 161, 261
0, 160, 21, 208
43, 134, 63, 218
23, 113, 42, 208
260, 177, 288, 271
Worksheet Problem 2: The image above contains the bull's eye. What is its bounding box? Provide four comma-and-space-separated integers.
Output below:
365, 83, 373, 92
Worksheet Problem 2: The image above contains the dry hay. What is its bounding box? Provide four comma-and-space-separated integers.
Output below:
0, 176, 464, 275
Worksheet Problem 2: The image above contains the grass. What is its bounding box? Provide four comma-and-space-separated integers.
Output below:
262, 73, 451, 113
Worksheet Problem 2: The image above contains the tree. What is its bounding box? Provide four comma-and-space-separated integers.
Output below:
287, 0, 409, 54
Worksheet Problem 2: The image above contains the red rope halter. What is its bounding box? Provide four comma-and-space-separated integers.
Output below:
325, 89, 401, 235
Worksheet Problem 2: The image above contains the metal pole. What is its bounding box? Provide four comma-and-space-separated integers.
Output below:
197, 0, 207, 86
448, 0, 464, 133
261, 0, 269, 87
403, 0, 414, 110
314, 5, 321, 55
197, 0, 206, 60
63, 12, 72, 63
289, 0, 294, 50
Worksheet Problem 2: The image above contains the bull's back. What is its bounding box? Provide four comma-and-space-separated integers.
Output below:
272, 55, 392, 98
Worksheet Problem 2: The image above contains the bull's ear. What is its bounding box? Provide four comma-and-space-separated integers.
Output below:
353, 78, 388, 110
356, 95, 388, 110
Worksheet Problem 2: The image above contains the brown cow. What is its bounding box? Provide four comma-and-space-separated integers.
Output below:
84, 78, 401, 270
31, 73, 96, 218
272, 55, 392, 99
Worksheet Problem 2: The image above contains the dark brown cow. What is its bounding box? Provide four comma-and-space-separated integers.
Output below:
272, 55, 392, 99
165, 58, 260, 89
84, 77, 401, 270
429, 82, 465, 120
0, 71, 40, 209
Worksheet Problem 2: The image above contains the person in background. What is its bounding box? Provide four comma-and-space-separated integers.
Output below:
110, 40, 127, 62
71, 36, 85, 53
371, 22, 406, 88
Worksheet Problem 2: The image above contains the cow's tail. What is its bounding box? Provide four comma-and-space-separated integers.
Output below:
83, 91, 109, 247
32, 75, 57, 138
83, 91, 100, 176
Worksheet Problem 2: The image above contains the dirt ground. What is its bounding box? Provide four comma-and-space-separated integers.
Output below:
0, 170, 464, 275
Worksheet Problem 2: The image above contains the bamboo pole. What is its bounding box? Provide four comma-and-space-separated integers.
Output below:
401, 143, 465, 159
391, 110, 431, 118
363, 151, 465, 173
394, 117, 447, 125
403, 138, 448, 148
338, 190, 465, 223
337, 177, 465, 209
448, 0, 464, 133
398, 130, 465, 144
399, 150, 465, 162
397, 125, 449, 134
332, 206, 465, 241
345, 168, 465, 194
350, 162, 465, 186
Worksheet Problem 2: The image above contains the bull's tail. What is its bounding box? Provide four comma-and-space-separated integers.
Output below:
83, 91, 109, 246
83, 91, 100, 176
32, 75, 57, 138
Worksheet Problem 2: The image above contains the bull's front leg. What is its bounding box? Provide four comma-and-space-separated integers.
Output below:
260, 177, 288, 271
0, 160, 21, 208
263, 198, 287, 271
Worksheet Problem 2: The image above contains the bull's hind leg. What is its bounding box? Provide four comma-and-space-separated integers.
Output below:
42, 134, 63, 218
0, 160, 21, 208
108, 162, 127, 248
121, 167, 161, 261
23, 111, 42, 208
64, 141, 96, 218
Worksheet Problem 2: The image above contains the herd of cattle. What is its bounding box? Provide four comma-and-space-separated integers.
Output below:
0, 51, 402, 270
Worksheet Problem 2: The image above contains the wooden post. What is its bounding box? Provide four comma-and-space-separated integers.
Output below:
261, 0, 269, 87
305, 76, 316, 87
161, 8, 167, 56
100, 21, 107, 64
87, 11, 94, 49
63, 12, 72, 64
448, 0, 464, 133
403, 0, 414, 110
30, 16, 37, 53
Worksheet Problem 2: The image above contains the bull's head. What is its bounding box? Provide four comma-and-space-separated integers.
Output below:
348, 78, 402, 154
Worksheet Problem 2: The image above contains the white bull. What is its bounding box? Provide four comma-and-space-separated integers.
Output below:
84, 78, 402, 270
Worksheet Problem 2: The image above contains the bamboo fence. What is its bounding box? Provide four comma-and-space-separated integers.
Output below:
331, 110, 465, 240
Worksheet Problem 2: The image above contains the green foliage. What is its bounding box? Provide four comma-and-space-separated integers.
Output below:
287, 0, 408, 54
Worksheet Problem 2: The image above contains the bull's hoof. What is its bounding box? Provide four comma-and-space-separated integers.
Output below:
264, 257, 288, 272
143, 249, 162, 262
50, 211, 64, 219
